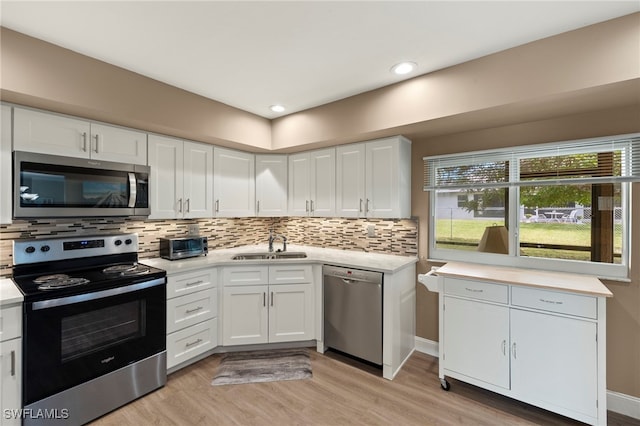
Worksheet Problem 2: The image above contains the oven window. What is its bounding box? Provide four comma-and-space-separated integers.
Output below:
60, 300, 146, 362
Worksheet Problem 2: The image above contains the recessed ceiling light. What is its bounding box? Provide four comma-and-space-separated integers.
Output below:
391, 62, 417, 75
270, 104, 286, 113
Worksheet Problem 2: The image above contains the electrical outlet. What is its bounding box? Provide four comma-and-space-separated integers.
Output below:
367, 224, 376, 237
188, 224, 199, 236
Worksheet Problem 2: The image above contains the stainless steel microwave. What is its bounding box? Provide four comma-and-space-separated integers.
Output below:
14, 151, 150, 218
159, 237, 208, 260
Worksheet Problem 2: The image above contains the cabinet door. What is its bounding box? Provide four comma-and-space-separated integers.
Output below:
511, 309, 598, 420
183, 141, 213, 218
214, 148, 255, 217
1, 105, 12, 224
90, 123, 147, 165
14, 107, 90, 158
336, 143, 365, 218
309, 148, 335, 217
288, 152, 310, 216
269, 284, 314, 343
148, 135, 184, 219
365, 140, 398, 218
256, 155, 288, 217
1, 337, 21, 426
222, 285, 268, 345
442, 296, 510, 389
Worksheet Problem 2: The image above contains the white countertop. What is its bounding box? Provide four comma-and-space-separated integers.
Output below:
0, 277, 23, 306
141, 244, 417, 275
436, 261, 613, 297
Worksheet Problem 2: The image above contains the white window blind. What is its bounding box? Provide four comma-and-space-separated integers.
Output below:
423, 135, 640, 190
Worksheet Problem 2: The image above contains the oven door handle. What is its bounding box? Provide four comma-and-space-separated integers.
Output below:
128, 172, 137, 208
32, 277, 165, 310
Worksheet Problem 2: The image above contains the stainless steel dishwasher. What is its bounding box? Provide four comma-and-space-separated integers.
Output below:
323, 265, 383, 365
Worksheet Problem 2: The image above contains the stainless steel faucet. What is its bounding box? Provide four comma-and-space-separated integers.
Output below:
268, 231, 287, 252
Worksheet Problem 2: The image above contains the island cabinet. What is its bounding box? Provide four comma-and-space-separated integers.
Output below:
13, 107, 147, 165
425, 262, 611, 426
165, 268, 218, 372
0, 303, 22, 426
221, 265, 314, 346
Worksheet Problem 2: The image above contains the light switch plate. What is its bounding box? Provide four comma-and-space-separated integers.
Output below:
367, 224, 376, 237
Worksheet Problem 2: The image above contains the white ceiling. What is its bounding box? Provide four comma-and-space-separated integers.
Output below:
1, 1, 639, 119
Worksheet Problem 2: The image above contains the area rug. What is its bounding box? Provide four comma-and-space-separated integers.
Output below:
211, 349, 312, 386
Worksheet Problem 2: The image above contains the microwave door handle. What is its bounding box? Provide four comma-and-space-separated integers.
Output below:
128, 173, 137, 208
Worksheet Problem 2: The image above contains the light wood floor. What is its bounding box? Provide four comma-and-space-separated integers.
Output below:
92, 350, 639, 426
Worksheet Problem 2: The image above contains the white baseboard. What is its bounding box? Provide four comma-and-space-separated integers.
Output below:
413, 336, 640, 421
607, 390, 640, 420
414, 336, 438, 358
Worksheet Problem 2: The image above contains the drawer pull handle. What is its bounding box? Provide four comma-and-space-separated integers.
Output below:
10, 350, 15, 376
512, 342, 517, 359
539, 298, 563, 305
465, 287, 484, 293
185, 338, 203, 348
501, 340, 506, 356
185, 280, 204, 286
185, 306, 203, 314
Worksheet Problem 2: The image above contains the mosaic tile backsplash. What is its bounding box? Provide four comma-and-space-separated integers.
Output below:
0, 217, 418, 276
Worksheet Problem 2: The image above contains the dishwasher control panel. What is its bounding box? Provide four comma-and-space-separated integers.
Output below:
322, 265, 383, 284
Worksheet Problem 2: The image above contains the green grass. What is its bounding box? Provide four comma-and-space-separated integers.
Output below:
435, 219, 622, 263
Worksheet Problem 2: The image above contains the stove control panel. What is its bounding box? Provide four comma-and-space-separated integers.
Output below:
13, 233, 140, 265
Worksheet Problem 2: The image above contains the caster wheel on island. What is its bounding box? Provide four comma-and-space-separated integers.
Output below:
440, 378, 450, 391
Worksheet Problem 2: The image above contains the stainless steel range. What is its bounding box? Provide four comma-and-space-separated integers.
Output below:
12, 233, 167, 426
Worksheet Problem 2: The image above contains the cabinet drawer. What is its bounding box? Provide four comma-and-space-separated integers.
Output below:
511, 286, 597, 319
223, 266, 269, 286
167, 318, 217, 369
167, 268, 216, 299
167, 288, 217, 334
444, 278, 508, 304
269, 265, 312, 284
0, 305, 22, 342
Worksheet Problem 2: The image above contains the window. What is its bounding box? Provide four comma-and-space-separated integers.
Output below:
424, 134, 639, 279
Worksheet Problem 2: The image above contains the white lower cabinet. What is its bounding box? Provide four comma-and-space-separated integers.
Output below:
440, 276, 605, 426
166, 268, 217, 371
1, 305, 22, 426
222, 265, 314, 346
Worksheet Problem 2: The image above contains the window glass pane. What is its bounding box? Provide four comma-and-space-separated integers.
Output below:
520, 151, 622, 182
435, 188, 509, 254
435, 161, 509, 187
519, 183, 622, 264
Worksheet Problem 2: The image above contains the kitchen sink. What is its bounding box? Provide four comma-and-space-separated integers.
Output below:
231, 252, 307, 260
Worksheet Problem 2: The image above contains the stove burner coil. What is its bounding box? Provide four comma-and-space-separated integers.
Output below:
103, 264, 150, 276
34, 274, 90, 290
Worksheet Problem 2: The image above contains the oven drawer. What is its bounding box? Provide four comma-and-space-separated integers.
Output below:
511, 286, 597, 319
0, 305, 22, 342
444, 278, 508, 304
166, 288, 217, 334
167, 318, 217, 369
167, 268, 216, 299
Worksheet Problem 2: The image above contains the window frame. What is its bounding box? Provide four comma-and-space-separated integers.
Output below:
425, 133, 638, 280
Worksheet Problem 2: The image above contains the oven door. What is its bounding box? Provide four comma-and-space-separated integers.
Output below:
23, 278, 166, 405
14, 151, 150, 218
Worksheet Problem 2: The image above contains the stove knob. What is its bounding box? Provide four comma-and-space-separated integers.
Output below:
40, 245, 50, 252
114, 239, 122, 246
25, 246, 36, 254
125, 239, 132, 245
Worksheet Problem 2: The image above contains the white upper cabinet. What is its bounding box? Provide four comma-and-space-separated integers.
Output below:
13, 107, 147, 165
337, 136, 411, 218
88, 123, 147, 165
213, 147, 255, 217
255, 154, 288, 217
1, 105, 12, 224
148, 134, 213, 219
288, 148, 335, 217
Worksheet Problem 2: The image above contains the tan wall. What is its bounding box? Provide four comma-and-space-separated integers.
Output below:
411, 104, 640, 398
0, 27, 272, 151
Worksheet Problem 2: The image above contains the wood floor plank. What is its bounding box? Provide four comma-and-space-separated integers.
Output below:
90, 350, 640, 426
